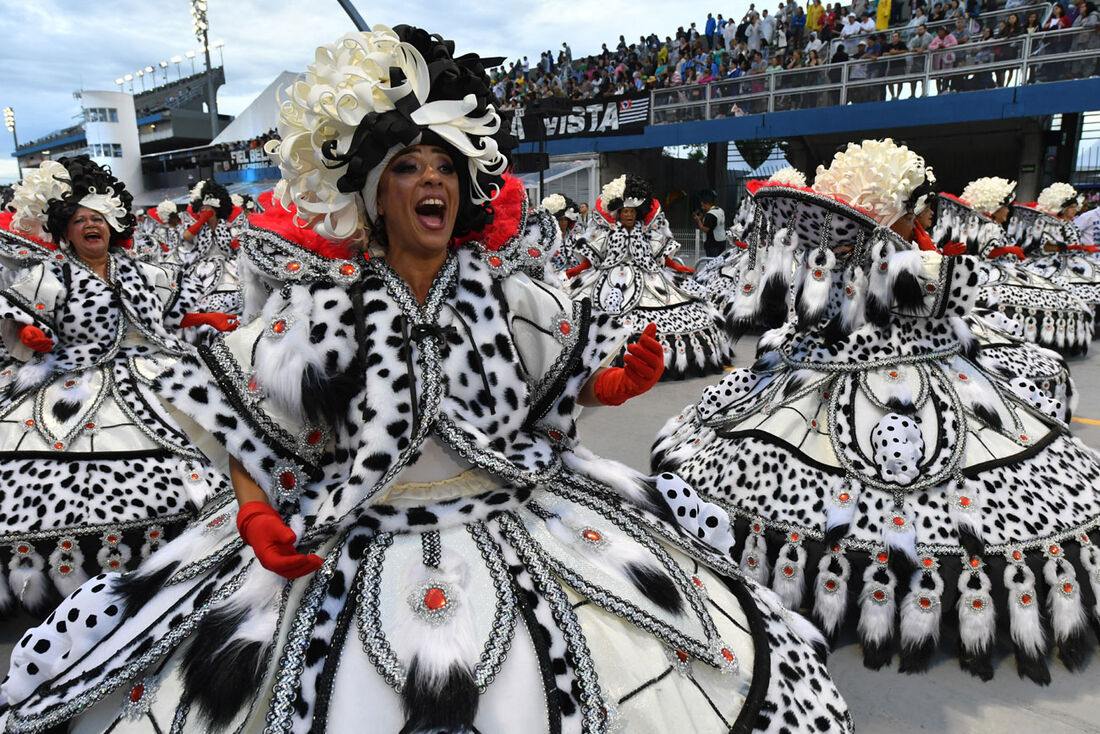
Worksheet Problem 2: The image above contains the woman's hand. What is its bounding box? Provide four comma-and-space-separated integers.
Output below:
19, 324, 54, 353
184, 209, 215, 240
236, 502, 323, 579
581, 323, 665, 406
179, 312, 240, 332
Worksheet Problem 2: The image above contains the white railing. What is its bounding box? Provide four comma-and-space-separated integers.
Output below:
648, 25, 1100, 123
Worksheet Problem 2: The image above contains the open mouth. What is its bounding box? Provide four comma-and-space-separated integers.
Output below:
414, 197, 447, 230
83, 231, 104, 244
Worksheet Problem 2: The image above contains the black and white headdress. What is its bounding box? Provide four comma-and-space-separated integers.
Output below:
265, 24, 510, 245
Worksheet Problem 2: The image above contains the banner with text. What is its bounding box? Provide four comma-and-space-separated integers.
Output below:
510, 92, 650, 142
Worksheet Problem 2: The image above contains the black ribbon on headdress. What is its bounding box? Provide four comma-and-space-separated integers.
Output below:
905, 178, 936, 212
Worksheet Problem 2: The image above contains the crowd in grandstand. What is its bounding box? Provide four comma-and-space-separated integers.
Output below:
492, 0, 1098, 108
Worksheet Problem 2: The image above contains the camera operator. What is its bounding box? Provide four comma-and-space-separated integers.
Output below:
693, 189, 727, 257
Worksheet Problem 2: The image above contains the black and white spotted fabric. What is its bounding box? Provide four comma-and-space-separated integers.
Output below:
653, 189, 1100, 683
0, 246, 851, 734
0, 251, 231, 617
568, 201, 731, 380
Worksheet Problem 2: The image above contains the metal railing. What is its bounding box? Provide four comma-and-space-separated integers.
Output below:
648, 25, 1100, 123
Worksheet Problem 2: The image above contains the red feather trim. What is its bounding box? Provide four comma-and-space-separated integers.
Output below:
147, 207, 163, 224
228, 206, 245, 223
453, 173, 526, 251
247, 200, 357, 260
0, 211, 58, 250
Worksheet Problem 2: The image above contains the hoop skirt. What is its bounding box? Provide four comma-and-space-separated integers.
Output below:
0, 250, 230, 616
652, 185, 1100, 683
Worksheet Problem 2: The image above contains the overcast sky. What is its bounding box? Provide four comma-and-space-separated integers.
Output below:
0, 0, 750, 182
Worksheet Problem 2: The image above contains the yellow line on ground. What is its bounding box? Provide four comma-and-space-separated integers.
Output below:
1071, 417, 1100, 426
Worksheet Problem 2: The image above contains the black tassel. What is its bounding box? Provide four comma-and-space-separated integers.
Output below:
113, 562, 180, 618
898, 638, 936, 674
822, 523, 850, 552
757, 276, 789, 330
180, 606, 271, 729
822, 315, 847, 346
1057, 627, 1090, 671
783, 372, 811, 398
885, 398, 915, 414
888, 551, 918, 585
958, 639, 994, 681
51, 399, 81, 422
624, 562, 684, 615
862, 637, 895, 670
399, 658, 478, 734
893, 270, 924, 313
1014, 645, 1052, 685
635, 477, 680, 528
971, 404, 1002, 431
751, 351, 781, 373
865, 291, 891, 328
956, 529, 985, 561
301, 357, 364, 425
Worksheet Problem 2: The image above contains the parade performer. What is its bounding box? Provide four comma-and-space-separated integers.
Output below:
0, 156, 233, 617
1, 26, 851, 734
933, 178, 1094, 355
541, 192, 586, 272
695, 167, 806, 338
177, 178, 240, 266
567, 174, 731, 379
652, 140, 1100, 684
1011, 183, 1100, 334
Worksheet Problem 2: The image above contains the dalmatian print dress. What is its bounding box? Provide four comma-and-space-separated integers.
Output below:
568, 201, 731, 380
1, 246, 852, 734
932, 194, 1095, 356
653, 185, 1100, 684
0, 250, 231, 617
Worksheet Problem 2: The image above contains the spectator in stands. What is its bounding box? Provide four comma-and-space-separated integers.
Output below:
907, 23, 935, 95
841, 13, 864, 51
954, 17, 972, 42
790, 6, 808, 47
859, 11, 877, 32
761, 9, 778, 49
928, 25, 959, 91
706, 13, 717, 49
1044, 3, 1072, 29
945, 0, 962, 19
884, 30, 910, 98
805, 30, 826, 55
930, 2, 946, 21
808, 0, 826, 31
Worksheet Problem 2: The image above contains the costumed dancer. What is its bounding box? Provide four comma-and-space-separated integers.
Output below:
142, 200, 184, 264
652, 139, 1100, 684
567, 174, 731, 380
695, 167, 807, 340
541, 192, 586, 273
0, 156, 234, 617
178, 179, 240, 265
933, 178, 1094, 355
1011, 182, 1100, 334
1, 26, 852, 734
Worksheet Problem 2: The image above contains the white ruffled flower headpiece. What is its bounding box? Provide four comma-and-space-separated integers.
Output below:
959, 177, 1016, 216
812, 139, 934, 227
767, 167, 807, 188
156, 200, 178, 220
266, 25, 508, 244
11, 160, 127, 242
1036, 182, 1081, 217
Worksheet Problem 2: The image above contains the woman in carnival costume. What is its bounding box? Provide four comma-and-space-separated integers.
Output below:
540, 192, 586, 272
695, 167, 808, 340
566, 174, 731, 380
1011, 182, 1100, 333
174, 178, 241, 267
652, 139, 1100, 684
933, 177, 1094, 356
0, 156, 235, 617
1, 26, 851, 734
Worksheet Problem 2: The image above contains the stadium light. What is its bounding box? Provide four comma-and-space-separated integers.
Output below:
185, 50, 196, 75
159, 60, 169, 84
114, 77, 125, 90
190, 0, 220, 137
213, 39, 225, 67
5, 107, 19, 151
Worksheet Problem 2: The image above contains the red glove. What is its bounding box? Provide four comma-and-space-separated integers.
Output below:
236, 502, 322, 579
565, 259, 592, 279
987, 246, 1026, 261
160, 242, 170, 253
230, 238, 240, 250
19, 324, 54, 353
186, 209, 215, 236
664, 256, 695, 274
942, 241, 967, 257
593, 323, 665, 406
179, 312, 240, 332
